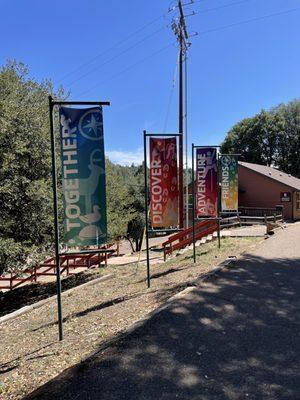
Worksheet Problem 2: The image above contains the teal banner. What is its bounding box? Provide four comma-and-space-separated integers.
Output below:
59, 106, 107, 246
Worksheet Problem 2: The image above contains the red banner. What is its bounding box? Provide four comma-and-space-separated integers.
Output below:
150, 138, 178, 228
196, 147, 218, 217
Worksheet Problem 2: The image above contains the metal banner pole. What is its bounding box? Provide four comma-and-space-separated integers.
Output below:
143, 130, 151, 288
48, 95, 63, 341
192, 144, 196, 263
217, 153, 221, 249
179, 43, 184, 230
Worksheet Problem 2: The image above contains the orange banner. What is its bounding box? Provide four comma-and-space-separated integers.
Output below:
150, 138, 178, 228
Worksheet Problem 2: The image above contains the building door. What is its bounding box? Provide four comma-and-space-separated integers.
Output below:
293, 192, 300, 220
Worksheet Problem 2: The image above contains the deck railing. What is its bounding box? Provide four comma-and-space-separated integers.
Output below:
238, 205, 283, 217
162, 220, 218, 260
238, 206, 283, 225
0, 243, 116, 291
162, 206, 284, 259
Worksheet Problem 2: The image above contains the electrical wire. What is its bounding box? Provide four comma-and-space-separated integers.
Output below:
163, 53, 178, 133
198, 6, 300, 35
58, 14, 165, 83
66, 3, 300, 99
171, 0, 246, 11
192, 0, 246, 4
64, 26, 166, 89
76, 42, 176, 97
198, 0, 254, 14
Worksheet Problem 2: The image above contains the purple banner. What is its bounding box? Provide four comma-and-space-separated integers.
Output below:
196, 147, 218, 217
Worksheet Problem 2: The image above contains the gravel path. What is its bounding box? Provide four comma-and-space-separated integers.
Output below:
25, 223, 300, 400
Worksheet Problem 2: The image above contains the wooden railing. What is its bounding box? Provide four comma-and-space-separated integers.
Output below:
238, 206, 284, 217
238, 206, 283, 225
221, 207, 284, 227
162, 220, 218, 260
162, 206, 285, 260
0, 243, 115, 291
220, 215, 242, 229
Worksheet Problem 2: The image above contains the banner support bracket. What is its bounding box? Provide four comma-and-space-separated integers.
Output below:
51, 100, 110, 106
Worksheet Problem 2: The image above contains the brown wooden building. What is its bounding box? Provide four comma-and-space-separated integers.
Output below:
239, 162, 300, 220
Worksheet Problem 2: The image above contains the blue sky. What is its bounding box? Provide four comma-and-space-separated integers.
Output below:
1, 0, 300, 165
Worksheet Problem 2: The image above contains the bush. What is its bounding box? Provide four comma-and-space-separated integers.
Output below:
0, 238, 28, 275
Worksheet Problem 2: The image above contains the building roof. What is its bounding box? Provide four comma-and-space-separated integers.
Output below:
239, 161, 300, 191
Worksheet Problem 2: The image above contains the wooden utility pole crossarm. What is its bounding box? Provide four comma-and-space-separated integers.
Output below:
178, 0, 189, 41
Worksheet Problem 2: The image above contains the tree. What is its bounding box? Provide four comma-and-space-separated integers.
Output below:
105, 160, 145, 252
105, 158, 135, 240
0, 60, 64, 273
0, 60, 147, 274
221, 99, 299, 176
274, 100, 300, 177
126, 164, 145, 251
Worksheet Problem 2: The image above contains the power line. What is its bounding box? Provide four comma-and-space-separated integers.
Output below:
60, 4, 300, 100
163, 54, 178, 133
199, 0, 254, 14
192, 0, 253, 4
65, 26, 166, 89
58, 14, 165, 83
198, 6, 300, 35
171, 0, 195, 228
170, 0, 254, 14
76, 42, 176, 97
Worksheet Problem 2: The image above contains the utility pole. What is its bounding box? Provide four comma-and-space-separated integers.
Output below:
172, 0, 190, 228
178, 0, 188, 229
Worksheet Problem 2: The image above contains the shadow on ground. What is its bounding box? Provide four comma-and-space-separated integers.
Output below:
0, 343, 56, 375
0, 268, 106, 317
26, 254, 300, 400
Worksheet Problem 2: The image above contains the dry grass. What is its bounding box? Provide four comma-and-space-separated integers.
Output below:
0, 237, 260, 399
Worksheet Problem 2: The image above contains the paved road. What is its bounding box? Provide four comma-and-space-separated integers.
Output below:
26, 224, 300, 400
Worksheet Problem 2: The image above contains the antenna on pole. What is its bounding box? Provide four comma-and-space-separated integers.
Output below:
171, 0, 195, 228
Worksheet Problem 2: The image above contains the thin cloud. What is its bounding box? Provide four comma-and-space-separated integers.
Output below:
106, 148, 192, 168
106, 148, 143, 166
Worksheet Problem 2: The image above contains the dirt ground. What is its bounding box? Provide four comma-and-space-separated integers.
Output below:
0, 237, 166, 315
0, 237, 261, 399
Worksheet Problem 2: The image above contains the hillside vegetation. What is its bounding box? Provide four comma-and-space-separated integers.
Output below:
1, 59, 300, 275
0, 61, 144, 275
221, 100, 300, 177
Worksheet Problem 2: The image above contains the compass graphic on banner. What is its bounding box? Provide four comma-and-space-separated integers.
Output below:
79, 109, 103, 141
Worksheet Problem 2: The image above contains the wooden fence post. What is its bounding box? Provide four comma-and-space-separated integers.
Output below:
116, 238, 120, 257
